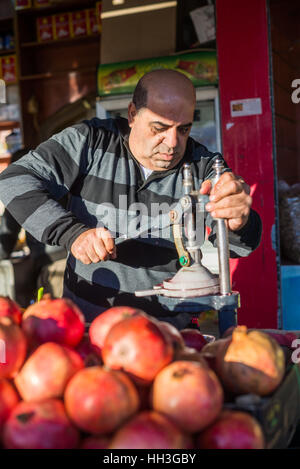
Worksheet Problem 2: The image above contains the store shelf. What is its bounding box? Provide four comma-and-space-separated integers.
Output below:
0, 121, 20, 131
15, 0, 97, 16
0, 48, 16, 56
20, 65, 97, 81
21, 33, 100, 49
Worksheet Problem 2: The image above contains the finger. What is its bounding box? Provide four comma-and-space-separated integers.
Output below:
209, 205, 250, 220
75, 250, 92, 265
98, 228, 116, 259
199, 179, 212, 195
93, 237, 110, 261
228, 217, 248, 232
206, 193, 252, 211
71, 241, 92, 265
210, 176, 245, 202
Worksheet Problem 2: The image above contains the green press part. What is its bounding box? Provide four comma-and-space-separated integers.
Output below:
179, 256, 189, 266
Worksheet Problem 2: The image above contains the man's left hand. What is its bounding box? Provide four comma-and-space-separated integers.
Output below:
199, 172, 252, 232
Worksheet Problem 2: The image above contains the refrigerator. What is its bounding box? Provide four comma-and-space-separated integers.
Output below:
96, 86, 221, 275
96, 86, 221, 153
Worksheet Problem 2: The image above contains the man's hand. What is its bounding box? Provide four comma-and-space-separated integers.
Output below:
71, 227, 116, 264
200, 172, 252, 232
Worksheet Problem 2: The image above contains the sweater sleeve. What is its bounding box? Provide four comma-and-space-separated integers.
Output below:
0, 123, 92, 251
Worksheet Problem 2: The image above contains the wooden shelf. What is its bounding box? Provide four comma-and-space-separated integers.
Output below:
0, 121, 20, 131
20, 65, 97, 81
21, 33, 100, 49
15, 0, 97, 16
0, 48, 16, 56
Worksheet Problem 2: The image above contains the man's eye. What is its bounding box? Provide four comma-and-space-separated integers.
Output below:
153, 127, 165, 133
179, 127, 190, 134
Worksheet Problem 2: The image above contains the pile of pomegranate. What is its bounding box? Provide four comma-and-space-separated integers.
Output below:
0, 294, 295, 449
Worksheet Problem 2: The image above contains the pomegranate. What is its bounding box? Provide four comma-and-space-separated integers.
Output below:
216, 326, 286, 396
109, 411, 193, 449
174, 346, 209, 365
22, 297, 85, 348
264, 331, 298, 348
79, 436, 110, 449
64, 366, 139, 435
0, 379, 19, 433
152, 360, 223, 433
222, 325, 236, 338
102, 314, 173, 384
0, 296, 22, 325
180, 328, 208, 352
156, 321, 184, 353
14, 342, 84, 401
3, 399, 80, 449
89, 306, 142, 354
75, 333, 102, 367
0, 317, 27, 379
196, 410, 265, 449
200, 337, 231, 373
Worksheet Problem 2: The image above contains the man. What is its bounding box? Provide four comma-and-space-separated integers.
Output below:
0, 70, 261, 328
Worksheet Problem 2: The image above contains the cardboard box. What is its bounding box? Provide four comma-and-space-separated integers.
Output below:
1, 55, 17, 84
15, 0, 31, 9
100, 0, 177, 64
70, 10, 88, 38
37, 16, 54, 42
53, 13, 71, 40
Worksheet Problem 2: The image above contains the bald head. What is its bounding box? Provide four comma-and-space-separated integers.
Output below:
128, 69, 196, 171
132, 69, 196, 114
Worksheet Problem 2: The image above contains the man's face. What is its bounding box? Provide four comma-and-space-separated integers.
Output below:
127, 94, 195, 171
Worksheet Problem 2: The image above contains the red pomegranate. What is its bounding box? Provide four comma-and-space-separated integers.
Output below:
3, 399, 80, 449
14, 342, 84, 401
75, 333, 102, 367
196, 410, 265, 449
64, 366, 139, 435
174, 346, 209, 365
0, 296, 22, 325
180, 328, 208, 352
215, 326, 286, 396
200, 337, 231, 373
152, 360, 223, 433
89, 306, 142, 354
102, 315, 173, 384
79, 436, 110, 449
0, 317, 27, 379
156, 321, 185, 353
222, 326, 236, 338
264, 331, 298, 349
22, 297, 85, 348
0, 379, 20, 432
109, 411, 193, 449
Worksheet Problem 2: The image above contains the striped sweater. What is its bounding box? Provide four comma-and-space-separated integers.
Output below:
0, 117, 262, 326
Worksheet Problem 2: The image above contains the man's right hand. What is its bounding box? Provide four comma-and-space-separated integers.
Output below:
71, 227, 116, 264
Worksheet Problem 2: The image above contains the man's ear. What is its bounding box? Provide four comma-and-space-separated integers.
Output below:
128, 102, 137, 126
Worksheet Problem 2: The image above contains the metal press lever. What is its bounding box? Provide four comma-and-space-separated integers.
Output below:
213, 156, 231, 295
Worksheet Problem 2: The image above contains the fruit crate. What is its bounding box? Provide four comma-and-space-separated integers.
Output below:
224, 363, 300, 449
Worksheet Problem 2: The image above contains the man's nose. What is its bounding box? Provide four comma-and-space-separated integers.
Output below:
163, 127, 178, 149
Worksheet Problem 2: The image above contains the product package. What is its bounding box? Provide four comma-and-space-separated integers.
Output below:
37, 16, 55, 42
53, 13, 71, 40
15, 0, 32, 9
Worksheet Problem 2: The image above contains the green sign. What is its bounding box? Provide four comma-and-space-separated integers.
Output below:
97, 50, 218, 96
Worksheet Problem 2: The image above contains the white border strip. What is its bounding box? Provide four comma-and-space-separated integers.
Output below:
101, 1, 177, 19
